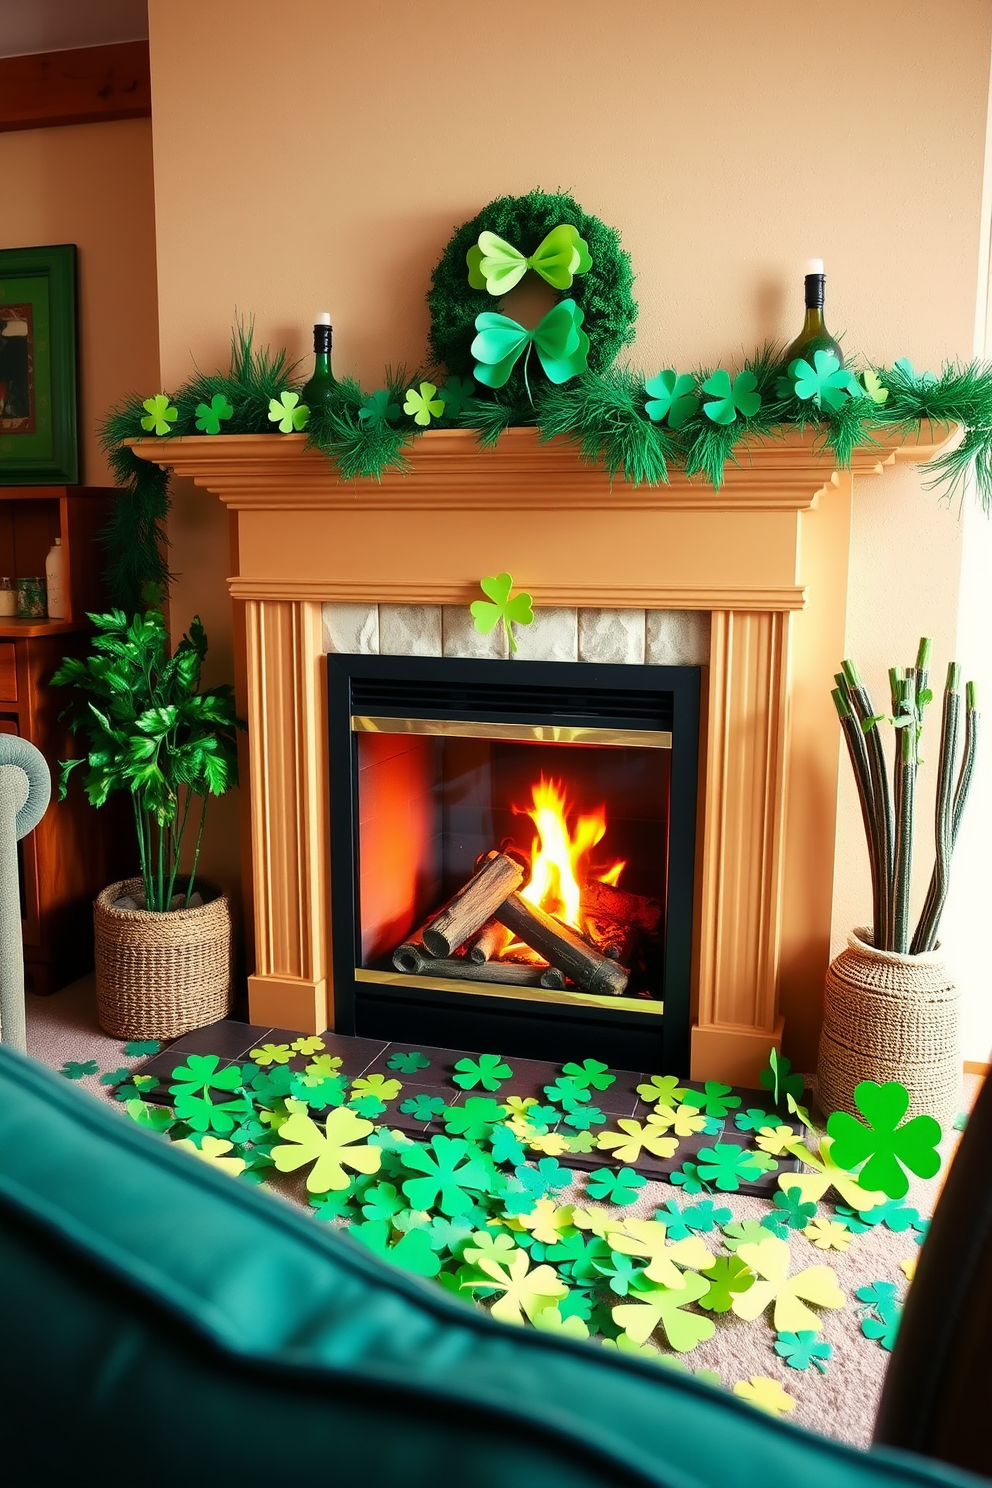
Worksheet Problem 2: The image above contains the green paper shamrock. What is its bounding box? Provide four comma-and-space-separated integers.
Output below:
644, 370, 699, 430
701, 368, 761, 424
558, 1288, 595, 1322
669, 1161, 707, 1195
562, 1059, 615, 1092
545, 1232, 612, 1284
789, 350, 857, 412
170, 1053, 243, 1097
291, 1036, 325, 1056
585, 1167, 647, 1206
653, 1199, 696, 1240
124, 1099, 176, 1133
401, 1135, 490, 1216
358, 388, 401, 427
403, 381, 445, 427
249, 1042, 293, 1067
564, 1130, 598, 1153
735, 1107, 778, 1133
99, 1066, 131, 1087
827, 1080, 942, 1199
771, 1187, 818, 1230
594, 1250, 646, 1297
681, 1082, 741, 1118
467, 225, 592, 296
271, 1106, 382, 1193
268, 390, 309, 432
759, 1210, 790, 1241
721, 1219, 770, 1252
858, 1200, 923, 1233
291, 1073, 348, 1110
388, 1050, 430, 1073
140, 394, 178, 436
775, 1331, 832, 1373
697, 1255, 755, 1313
359, 1180, 406, 1223
172, 1089, 252, 1136
861, 370, 889, 405
351, 1073, 402, 1103
124, 1039, 160, 1056
832, 1205, 874, 1235
544, 1076, 591, 1108
349, 1094, 387, 1119
515, 1157, 573, 1199
442, 1097, 505, 1141
682, 1200, 732, 1233
636, 1074, 688, 1107
115, 1075, 158, 1101
437, 375, 477, 417
758, 1048, 805, 1109
351, 1219, 442, 1278
469, 573, 534, 654
194, 393, 234, 434
452, 1052, 513, 1091
489, 1124, 527, 1165
694, 1144, 767, 1192
861, 1303, 902, 1352
856, 1279, 900, 1311
472, 301, 590, 392
613, 1271, 716, 1353
400, 1092, 447, 1122
563, 1104, 607, 1131
462, 1229, 520, 1266
310, 1187, 359, 1222
60, 1059, 99, 1080
893, 357, 938, 387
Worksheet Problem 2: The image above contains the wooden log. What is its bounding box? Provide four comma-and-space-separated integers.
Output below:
581, 879, 662, 936
392, 935, 430, 974
422, 852, 524, 958
469, 919, 512, 964
397, 957, 566, 989
496, 893, 629, 996
583, 913, 640, 965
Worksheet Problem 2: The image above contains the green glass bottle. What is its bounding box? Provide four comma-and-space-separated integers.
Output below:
782, 260, 844, 371
301, 313, 336, 412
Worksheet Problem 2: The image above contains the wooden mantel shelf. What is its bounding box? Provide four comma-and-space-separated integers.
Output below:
128, 418, 958, 1080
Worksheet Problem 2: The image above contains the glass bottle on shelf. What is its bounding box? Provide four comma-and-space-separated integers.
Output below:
782, 259, 844, 371
300, 312, 336, 414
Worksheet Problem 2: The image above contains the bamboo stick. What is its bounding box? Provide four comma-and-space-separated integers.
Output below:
841, 660, 892, 948
912, 665, 963, 953
891, 675, 918, 954
833, 684, 883, 949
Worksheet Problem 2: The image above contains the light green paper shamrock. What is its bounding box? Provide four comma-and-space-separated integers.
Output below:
789, 350, 857, 412
403, 381, 445, 427
270, 1106, 382, 1193
358, 388, 401, 426
613, 1271, 716, 1352
268, 390, 310, 432
140, 394, 179, 436
437, 375, 477, 418
644, 370, 699, 429
467, 225, 592, 296
701, 369, 761, 424
893, 357, 938, 387
194, 393, 234, 434
470, 573, 534, 654
826, 1080, 942, 1199
861, 370, 889, 405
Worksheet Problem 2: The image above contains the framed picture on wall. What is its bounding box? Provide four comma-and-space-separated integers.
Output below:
0, 244, 78, 485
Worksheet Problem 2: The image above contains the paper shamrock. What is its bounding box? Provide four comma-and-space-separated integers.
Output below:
173, 1134, 246, 1177
124, 1098, 176, 1133
533, 1308, 590, 1340
124, 1039, 160, 1056
669, 1161, 707, 1195
546, 1231, 612, 1283
771, 1187, 818, 1230
443, 1097, 505, 1141
194, 393, 234, 434
140, 394, 178, 436
862, 369, 889, 405
470, 574, 534, 653
733, 1377, 796, 1417
636, 1074, 688, 1107
701, 369, 761, 424
403, 381, 445, 427
856, 1282, 903, 1351
544, 1075, 590, 1108
721, 1219, 769, 1252
596, 1119, 679, 1164
169, 1053, 243, 1097
351, 1073, 402, 1103
856, 1199, 924, 1233
471, 301, 590, 392
644, 370, 700, 429
350, 1219, 442, 1278
271, 1106, 381, 1193
250, 1042, 293, 1067
452, 1052, 513, 1091
563, 1104, 607, 1131
697, 1255, 754, 1313
467, 225, 592, 295
826, 1081, 942, 1199
585, 1167, 647, 1205
649, 1104, 709, 1138
754, 1125, 797, 1156
594, 1249, 646, 1297
778, 1136, 886, 1212
462, 1229, 521, 1266
517, 1200, 576, 1248
612, 1271, 716, 1352
172, 1087, 251, 1136
437, 375, 477, 417
358, 388, 401, 427
60, 1059, 100, 1080
893, 356, 938, 387
608, 1218, 714, 1289
774, 1330, 832, 1373
564, 1130, 598, 1152
99, 1066, 130, 1086
804, 1218, 852, 1252
489, 1123, 527, 1165
527, 1130, 571, 1156
401, 1134, 490, 1216
291, 1036, 325, 1056
759, 1048, 805, 1109
349, 1094, 387, 1119
562, 1059, 615, 1092
462, 1248, 567, 1326
734, 1107, 777, 1133
681, 1082, 741, 1118
303, 1053, 343, 1080
789, 350, 858, 411
388, 1050, 430, 1073
732, 1237, 845, 1332
267, 390, 309, 432
693, 1144, 768, 1192
682, 1199, 733, 1233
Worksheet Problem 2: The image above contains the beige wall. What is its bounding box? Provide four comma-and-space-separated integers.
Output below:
147, 0, 992, 1059
0, 118, 160, 486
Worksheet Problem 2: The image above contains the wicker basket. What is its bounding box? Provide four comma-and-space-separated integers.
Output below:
817, 926, 960, 1128
93, 877, 233, 1040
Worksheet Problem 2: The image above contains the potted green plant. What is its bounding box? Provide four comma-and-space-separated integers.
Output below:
52, 607, 243, 1039
820, 640, 979, 1126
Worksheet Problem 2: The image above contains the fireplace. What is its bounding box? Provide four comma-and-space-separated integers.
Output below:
327, 655, 700, 1068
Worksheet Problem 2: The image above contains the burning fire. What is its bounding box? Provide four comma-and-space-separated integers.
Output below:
518, 776, 624, 929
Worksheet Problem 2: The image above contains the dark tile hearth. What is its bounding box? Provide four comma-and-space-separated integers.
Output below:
137, 1018, 802, 1196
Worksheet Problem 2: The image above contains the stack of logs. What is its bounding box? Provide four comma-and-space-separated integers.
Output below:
392, 850, 661, 998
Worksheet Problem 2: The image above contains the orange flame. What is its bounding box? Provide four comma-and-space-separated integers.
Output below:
518, 776, 624, 928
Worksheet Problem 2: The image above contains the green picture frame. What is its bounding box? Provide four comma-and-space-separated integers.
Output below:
0, 244, 78, 485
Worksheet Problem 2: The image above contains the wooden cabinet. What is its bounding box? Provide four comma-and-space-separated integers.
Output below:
0, 487, 130, 994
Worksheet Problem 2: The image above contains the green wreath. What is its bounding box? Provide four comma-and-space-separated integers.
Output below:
426, 190, 637, 392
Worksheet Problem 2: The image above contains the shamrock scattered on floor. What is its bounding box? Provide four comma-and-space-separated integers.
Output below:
60, 1059, 99, 1080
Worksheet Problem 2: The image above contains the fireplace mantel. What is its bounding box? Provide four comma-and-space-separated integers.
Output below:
131, 422, 955, 1082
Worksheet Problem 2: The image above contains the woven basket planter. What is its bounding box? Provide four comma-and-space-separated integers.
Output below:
817, 926, 960, 1128
93, 877, 233, 1041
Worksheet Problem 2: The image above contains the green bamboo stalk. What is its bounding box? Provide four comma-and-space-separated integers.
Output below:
912, 667, 969, 953
842, 658, 892, 949
833, 685, 883, 943
132, 793, 153, 909
888, 667, 902, 715
952, 681, 979, 840
185, 795, 209, 907
913, 636, 933, 714
891, 674, 918, 954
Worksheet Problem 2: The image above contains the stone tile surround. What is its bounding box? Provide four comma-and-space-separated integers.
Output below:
322, 604, 710, 666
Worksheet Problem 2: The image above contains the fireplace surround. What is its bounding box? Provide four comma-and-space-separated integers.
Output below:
130, 421, 953, 1082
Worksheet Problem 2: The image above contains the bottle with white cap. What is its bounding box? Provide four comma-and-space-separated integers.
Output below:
45, 537, 66, 620
782, 258, 844, 372
300, 311, 336, 416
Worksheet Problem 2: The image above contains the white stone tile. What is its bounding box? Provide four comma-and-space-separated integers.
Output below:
321, 603, 379, 654
645, 609, 711, 667
578, 608, 646, 665
379, 604, 443, 657
442, 606, 510, 660
512, 608, 578, 662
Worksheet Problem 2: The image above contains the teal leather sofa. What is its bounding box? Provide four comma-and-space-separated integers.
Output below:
0, 1046, 982, 1488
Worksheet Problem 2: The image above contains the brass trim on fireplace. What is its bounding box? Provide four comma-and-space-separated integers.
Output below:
351, 716, 673, 749
354, 965, 665, 1015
